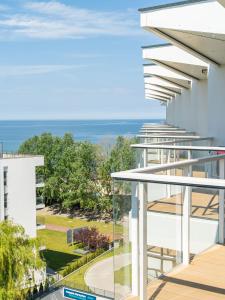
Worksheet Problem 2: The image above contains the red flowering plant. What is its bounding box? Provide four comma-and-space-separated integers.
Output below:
74, 227, 109, 251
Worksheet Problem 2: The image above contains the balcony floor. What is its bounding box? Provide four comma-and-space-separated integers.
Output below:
143, 244, 225, 300
148, 190, 218, 220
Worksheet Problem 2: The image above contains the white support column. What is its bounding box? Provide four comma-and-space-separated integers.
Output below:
143, 149, 147, 168
139, 182, 148, 300
166, 150, 171, 198
131, 182, 139, 296
219, 159, 225, 244
182, 165, 192, 265
160, 149, 164, 164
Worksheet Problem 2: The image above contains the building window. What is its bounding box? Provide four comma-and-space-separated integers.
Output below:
4, 193, 8, 208
4, 167, 8, 187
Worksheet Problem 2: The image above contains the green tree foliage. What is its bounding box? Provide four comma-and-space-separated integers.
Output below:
98, 136, 138, 201
19, 134, 137, 213
0, 221, 44, 300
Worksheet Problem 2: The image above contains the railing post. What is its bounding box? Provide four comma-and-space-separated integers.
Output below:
139, 182, 147, 300
182, 165, 192, 265
131, 182, 139, 296
219, 159, 225, 244
166, 150, 171, 198
143, 148, 147, 168
160, 149, 164, 164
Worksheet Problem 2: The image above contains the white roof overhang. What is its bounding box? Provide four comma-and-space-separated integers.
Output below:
144, 76, 182, 94
145, 83, 176, 97
140, 0, 225, 65
145, 93, 171, 101
142, 44, 208, 80
144, 64, 191, 89
145, 89, 172, 98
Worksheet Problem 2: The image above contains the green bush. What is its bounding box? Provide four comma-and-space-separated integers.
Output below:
61, 248, 104, 277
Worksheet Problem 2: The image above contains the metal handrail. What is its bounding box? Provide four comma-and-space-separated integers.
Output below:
120, 154, 225, 174
111, 154, 225, 189
144, 137, 213, 145
137, 134, 201, 139
131, 143, 225, 151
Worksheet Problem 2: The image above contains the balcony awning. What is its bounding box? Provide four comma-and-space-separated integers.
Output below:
145, 83, 176, 97
145, 89, 174, 100
144, 64, 191, 89
142, 44, 208, 80
139, 0, 225, 65
146, 94, 169, 102
145, 93, 171, 102
144, 76, 182, 94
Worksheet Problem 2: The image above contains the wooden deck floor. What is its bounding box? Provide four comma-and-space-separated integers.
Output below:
148, 190, 219, 220
145, 245, 225, 300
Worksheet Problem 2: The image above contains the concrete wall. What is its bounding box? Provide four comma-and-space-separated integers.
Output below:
147, 212, 218, 255
208, 65, 225, 145
0, 156, 44, 238
129, 211, 219, 255
166, 79, 208, 137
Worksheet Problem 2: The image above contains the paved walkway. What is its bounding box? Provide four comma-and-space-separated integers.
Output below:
45, 224, 68, 232
85, 253, 131, 294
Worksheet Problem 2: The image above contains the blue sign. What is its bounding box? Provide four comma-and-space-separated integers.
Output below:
63, 288, 97, 300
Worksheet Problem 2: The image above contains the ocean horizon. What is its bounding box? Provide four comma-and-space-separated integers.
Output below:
0, 119, 164, 152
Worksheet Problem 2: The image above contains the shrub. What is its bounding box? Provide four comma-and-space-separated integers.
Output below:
74, 227, 109, 251
61, 248, 104, 277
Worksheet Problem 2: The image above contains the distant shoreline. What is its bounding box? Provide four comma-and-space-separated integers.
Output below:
0, 119, 164, 152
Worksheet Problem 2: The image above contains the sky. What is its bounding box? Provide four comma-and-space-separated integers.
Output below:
0, 0, 181, 120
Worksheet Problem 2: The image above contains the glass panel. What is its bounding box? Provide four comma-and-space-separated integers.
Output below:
113, 180, 132, 300
147, 183, 182, 282
189, 187, 219, 257
113, 180, 183, 300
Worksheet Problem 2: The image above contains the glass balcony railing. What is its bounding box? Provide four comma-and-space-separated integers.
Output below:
112, 153, 225, 300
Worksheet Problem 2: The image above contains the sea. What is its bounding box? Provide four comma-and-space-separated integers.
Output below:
0, 119, 164, 152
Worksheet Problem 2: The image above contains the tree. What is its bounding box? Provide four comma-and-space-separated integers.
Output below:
98, 136, 138, 206
74, 227, 109, 251
19, 133, 137, 215
0, 221, 45, 300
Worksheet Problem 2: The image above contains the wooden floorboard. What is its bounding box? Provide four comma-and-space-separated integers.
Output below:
145, 245, 225, 300
148, 190, 219, 220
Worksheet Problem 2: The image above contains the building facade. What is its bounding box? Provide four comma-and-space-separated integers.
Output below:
0, 154, 44, 237
111, 1, 225, 300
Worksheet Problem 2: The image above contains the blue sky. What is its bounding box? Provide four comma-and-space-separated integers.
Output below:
0, 0, 179, 120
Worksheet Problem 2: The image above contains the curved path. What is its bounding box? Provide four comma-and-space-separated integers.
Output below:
85, 253, 131, 294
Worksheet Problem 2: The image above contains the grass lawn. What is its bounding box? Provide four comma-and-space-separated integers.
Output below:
115, 264, 131, 287
62, 245, 130, 289
37, 213, 123, 236
38, 229, 82, 274
62, 249, 114, 288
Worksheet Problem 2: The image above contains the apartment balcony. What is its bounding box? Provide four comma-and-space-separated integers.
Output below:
36, 196, 45, 210
36, 175, 45, 188
111, 123, 225, 300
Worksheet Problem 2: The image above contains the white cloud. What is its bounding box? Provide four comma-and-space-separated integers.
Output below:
0, 64, 85, 76
0, 1, 142, 40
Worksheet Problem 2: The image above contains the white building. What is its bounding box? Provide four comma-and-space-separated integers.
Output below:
111, 1, 225, 300
0, 154, 44, 238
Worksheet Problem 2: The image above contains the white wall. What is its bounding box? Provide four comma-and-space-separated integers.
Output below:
147, 212, 218, 255
129, 211, 219, 255
208, 65, 225, 145
166, 79, 208, 137
0, 156, 44, 238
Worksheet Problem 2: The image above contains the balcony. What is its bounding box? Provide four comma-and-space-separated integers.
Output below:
111, 124, 225, 300
36, 174, 44, 188
36, 196, 45, 210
